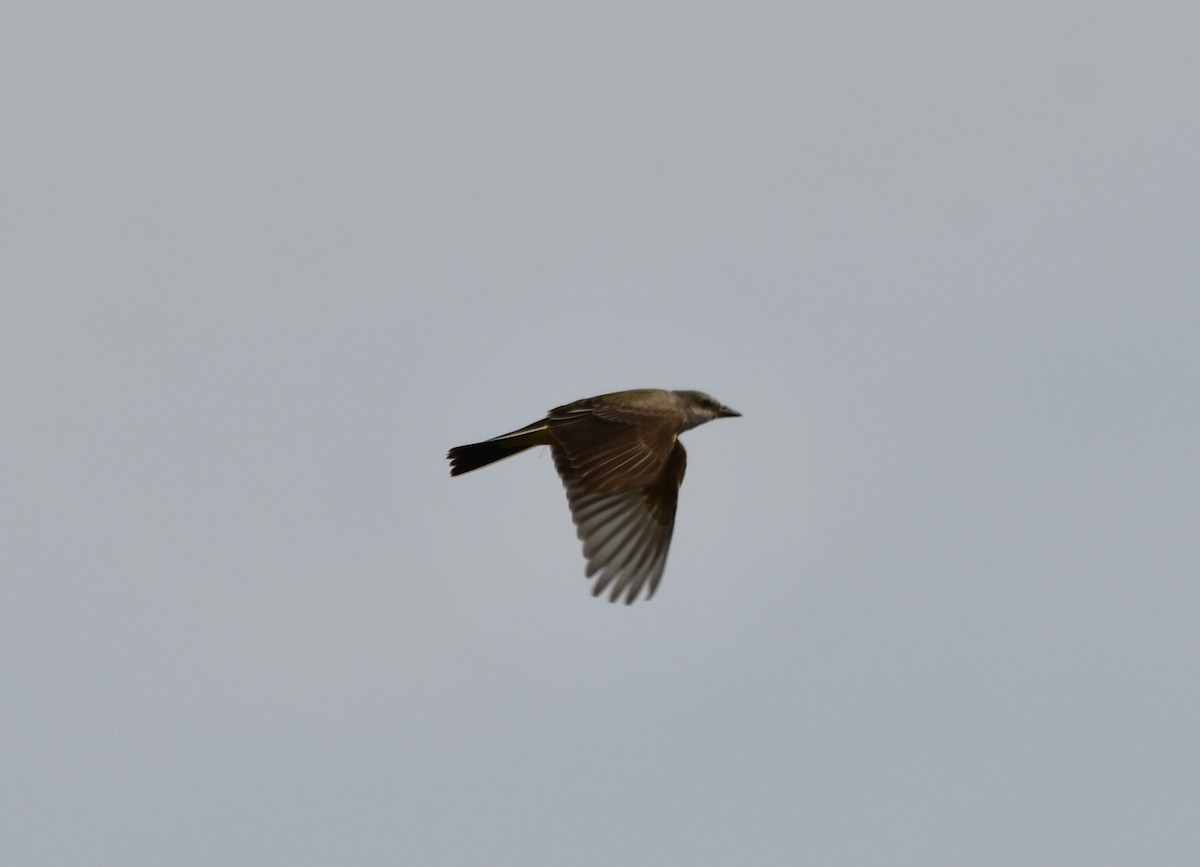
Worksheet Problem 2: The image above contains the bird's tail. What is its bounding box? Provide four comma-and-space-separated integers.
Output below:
447, 423, 550, 476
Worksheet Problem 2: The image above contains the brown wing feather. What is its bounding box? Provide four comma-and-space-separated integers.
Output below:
547, 399, 682, 493
553, 440, 688, 604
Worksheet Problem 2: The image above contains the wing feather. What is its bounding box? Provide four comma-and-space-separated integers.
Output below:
552, 441, 687, 604
547, 400, 682, 492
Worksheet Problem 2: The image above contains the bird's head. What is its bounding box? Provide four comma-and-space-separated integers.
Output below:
674, 390, 741, 431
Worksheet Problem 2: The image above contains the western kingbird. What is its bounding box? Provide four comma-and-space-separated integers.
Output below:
447, 389, 740, 604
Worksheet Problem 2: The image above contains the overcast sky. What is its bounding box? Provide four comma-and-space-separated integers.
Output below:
4, 2, 1199, 865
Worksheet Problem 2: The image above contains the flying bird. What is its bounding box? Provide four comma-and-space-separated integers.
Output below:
447, 389, 740, 604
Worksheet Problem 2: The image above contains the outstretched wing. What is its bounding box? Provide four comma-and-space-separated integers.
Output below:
552, 440, 687, 604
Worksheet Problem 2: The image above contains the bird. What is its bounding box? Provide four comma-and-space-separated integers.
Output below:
447, 389, 740, 604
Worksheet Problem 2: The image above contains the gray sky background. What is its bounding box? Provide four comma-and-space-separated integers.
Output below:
4, 3, 1199, 865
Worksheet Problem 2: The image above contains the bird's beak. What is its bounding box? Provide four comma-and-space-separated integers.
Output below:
719, 405, 741, 418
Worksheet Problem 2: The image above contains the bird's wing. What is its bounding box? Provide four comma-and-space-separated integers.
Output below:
553, 440, 687, 604
547, 400, 681, 493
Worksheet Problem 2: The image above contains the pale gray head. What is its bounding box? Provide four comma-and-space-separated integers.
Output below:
673, 390, 741, 431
